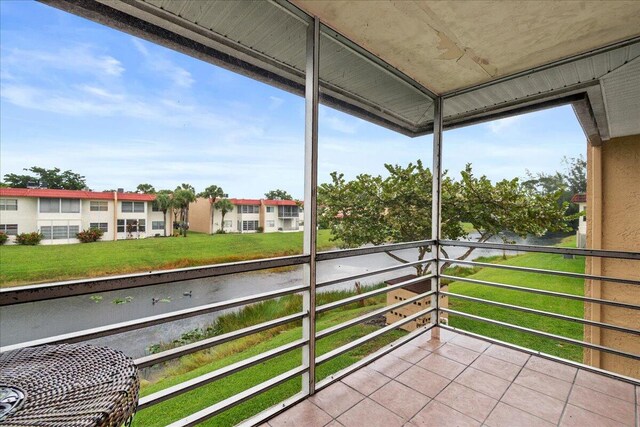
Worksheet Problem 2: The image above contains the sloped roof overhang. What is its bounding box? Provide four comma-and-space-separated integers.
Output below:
41, 0, 640, 141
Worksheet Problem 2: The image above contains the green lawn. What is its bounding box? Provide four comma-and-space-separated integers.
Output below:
134, 294, 403, 427
0, 230, 337, 287
446, 236, 586, 361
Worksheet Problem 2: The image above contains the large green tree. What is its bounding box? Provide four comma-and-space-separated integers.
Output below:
136, 183, 156, 194
264, 189, 293, 200
198, 185, 225, 234
3, 166, 87, 190
319, 161, 573, 275
173, 184, 197, 237
523, 155, 586, 230
153, 190, 173, 237
214, 198, 234, 233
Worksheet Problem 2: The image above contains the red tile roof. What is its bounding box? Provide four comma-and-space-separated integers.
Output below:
228, 198, 301, 206
0, 187, 155, 201
263, 199, 299, 206
229, 198, 261, 205
571, 193, 586, 203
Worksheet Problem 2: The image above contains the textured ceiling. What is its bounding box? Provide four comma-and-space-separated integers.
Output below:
291, 0, 640, 94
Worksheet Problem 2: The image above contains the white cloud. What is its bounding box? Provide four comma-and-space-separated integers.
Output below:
319, 108, 361, 134
486, 115, 522, 133
268, 96, 284, 110
130, 37, 194, 88
3, 45, 124, 77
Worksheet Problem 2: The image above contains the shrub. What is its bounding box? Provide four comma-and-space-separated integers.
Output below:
0, 232, 8, 245
76, 228, 104, 243
215, 229, 226, 234
15, 232, 43, 246
256, 226, 264, 233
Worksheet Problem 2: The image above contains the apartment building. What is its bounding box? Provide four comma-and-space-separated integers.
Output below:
189, 198, 303, 234
0, 188, 168, 244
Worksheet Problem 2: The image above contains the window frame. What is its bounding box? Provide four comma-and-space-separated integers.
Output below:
0, 199, 18, 211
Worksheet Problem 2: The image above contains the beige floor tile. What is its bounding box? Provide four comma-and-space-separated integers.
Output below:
417, 353, 466, 380
389, 343, 431, 364
396, 365, 451, 398
341, 367, 390, 396
483, 344, 530, 366
409, 400, 480, 427
484, 402, 555, 427
559, 404, 628, 427
524, 356, 577, 382
450, 334, 491, 353
470, 354, 521, 381
337, 398, 404, 427
454, 367, 511, 400
568, 384, 635, 425
501, 383, 565, 424
434, 382, 498, 422
574, 369, 635, 403
433, 343, 480, 365
514, 368, 572, 401
309, 381, 365, 418
268, 400, 332, 427
368, 354, 412, 379
370, 380, 431, 420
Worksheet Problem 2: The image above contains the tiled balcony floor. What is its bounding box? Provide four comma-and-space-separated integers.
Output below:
266, 328, 639, 427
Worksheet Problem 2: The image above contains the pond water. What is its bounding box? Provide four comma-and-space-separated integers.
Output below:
0, 233, 566, 358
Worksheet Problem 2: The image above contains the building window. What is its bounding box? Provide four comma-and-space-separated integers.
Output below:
124, 219, 146, 232
90, 201, 108, 211
89, 222, 108, 232
278, 205, 299, 218
266, 206, 274, 213
41, 225, 79, 239
242, 220, 259, 231
223, 220, 232, 228
0, 199, 18, 211
61, 199, 80, 213
266, 220, 275, 227
121, 201, 145, 213
152, 221, 165, 230
39, 198, 60, 213
117, 219, 125, 232
152, 202, 160, 212
241, 205, 259, 214
0, 224, 18, 235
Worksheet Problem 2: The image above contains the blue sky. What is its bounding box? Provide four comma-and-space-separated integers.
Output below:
0, 1, 586, 199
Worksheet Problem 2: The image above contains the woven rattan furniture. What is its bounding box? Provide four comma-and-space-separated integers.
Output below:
0, 343, 139, 427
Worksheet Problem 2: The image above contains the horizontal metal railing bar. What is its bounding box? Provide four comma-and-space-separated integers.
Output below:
441, 308, 640, 361
438, 324, 640, 386
316, 306, 436, 365
440, 240, 640, 260
138, 339, 307, 410
0, 285, 308, 353
165, 365, 308, 427
442, 291, 640, 336
316, 240, 435, 261
0, 254, 310, 307
135, 312, 307, 368
316, 275, 434, 314
317, 258, 435, 289
441, 258, 640, 286
317, 290, 436, 340
440, 275, 640, 311
315, 323, 436, 392
236, 391, 308, 427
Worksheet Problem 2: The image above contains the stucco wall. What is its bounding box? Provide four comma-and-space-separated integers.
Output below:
584, 135, 640, 379
188, 198, 212, 234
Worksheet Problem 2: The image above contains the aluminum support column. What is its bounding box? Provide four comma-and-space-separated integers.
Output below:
431, 97, 444, 335
302, 17, 320, 396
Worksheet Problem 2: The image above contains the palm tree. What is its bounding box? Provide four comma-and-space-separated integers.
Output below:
173, 185, 197, 237
198, 185, 225, 234
153, 191, 173, 237
214, 198, 234, 233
